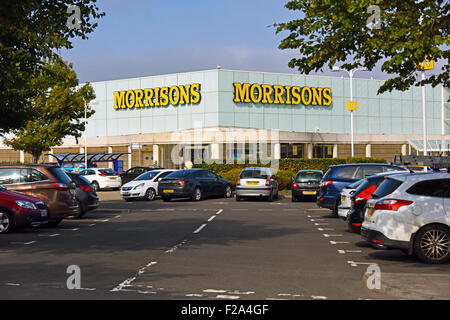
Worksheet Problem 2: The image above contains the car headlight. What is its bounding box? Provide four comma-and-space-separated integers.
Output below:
15, 200, 37, 210
134, 183, 145, 190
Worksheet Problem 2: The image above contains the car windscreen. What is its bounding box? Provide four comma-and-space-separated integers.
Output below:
240, 170, 268, 179
136, 171, 160, 181
345, 179, 365, 189
371, 178, 403, 199
164, 170, 189, 178
48, 167, 73, 184
296, 171, 322, 182
99, 169, 117, 176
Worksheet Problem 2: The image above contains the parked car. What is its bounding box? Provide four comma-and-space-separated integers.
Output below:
346, 171, 408, 233
291, 170, 323, 202
235, 167, 279, 202
0, 185, 48, 233
317, 163, 408, 215
362, 172, 450, 264
337, 179, 365, 220
120, 166, 162, 185
79, 168, 121, 191
121, 169, 176, 201
0, 164, 78, 226
158, 169, 232, 201
66, 172, 99, 218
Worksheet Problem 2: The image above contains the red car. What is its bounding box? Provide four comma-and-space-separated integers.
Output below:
0, 185, 48, 233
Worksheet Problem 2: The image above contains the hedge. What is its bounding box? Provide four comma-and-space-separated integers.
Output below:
194, 157, 387, 190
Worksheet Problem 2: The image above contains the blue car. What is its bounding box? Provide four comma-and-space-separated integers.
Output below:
316, 163, 408, 215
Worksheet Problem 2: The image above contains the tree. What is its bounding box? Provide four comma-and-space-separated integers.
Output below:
4, 57, 95, 162
276, 0, 449, 94
0, 0, 104, 134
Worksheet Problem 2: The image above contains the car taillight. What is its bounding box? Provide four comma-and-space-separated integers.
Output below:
99, 173, 106, 176
237, 177, 240, 186
265, 176, 270, 186
292, 181, 299, 189
374, 199, 413, 211
355, 185, 377, 203
177, 180, 187, 186
320, 180, 333, 187
51, 182, 69, 191
79, 185, 93, 193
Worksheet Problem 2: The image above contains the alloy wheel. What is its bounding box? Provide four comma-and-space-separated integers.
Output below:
0, 212, 10, 233
420, 229, 450, 261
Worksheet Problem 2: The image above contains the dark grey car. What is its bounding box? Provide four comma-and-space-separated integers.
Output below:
67, 172, 99, 218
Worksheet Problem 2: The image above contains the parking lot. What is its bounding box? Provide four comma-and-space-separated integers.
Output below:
0, 192, 448, 300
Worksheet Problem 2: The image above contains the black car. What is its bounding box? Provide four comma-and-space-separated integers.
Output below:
120, 166, 162, 185
158, 169, 232, 201
291, 170, 323, 202
346, 172, 405, 233
67, 172, 99, 218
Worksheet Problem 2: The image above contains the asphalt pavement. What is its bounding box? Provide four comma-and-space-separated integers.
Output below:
0, 191, 448, 300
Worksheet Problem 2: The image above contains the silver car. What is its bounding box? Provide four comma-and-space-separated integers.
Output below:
235, 167, 279, 201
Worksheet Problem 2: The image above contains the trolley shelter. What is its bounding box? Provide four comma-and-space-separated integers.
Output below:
48, 152, 130, 172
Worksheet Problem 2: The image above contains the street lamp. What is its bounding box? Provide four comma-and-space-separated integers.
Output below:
84, 99, 97, 169
331, 66, 368, 157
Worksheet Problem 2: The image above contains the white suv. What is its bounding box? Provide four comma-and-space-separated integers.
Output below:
79, 168, 121, 191
362, 172, 450, 264
120, 169, 176, 201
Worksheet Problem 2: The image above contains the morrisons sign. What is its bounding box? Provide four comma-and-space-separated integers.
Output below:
233, 82, 332, 106
113, 84, 201, 109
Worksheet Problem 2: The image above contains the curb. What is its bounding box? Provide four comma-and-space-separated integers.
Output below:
362, 272, 449, 300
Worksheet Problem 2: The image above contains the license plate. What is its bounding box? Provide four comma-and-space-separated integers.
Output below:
41, 209, 47, 217
163, 189, 174, 193
110, 177, 117, 180
367, 208, 375, 217
303, 191, 316, 195
247, 182, 259, 185
122, 192, 130, 196
341, 195, 346, 202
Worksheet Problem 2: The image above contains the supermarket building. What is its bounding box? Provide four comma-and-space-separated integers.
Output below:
1, 69, 449, 170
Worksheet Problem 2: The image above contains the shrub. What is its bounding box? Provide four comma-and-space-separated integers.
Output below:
220, 168, 242, 188
275, 169, 297, 190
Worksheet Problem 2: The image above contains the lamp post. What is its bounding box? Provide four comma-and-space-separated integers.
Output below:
84, 99, 97, 169
332, 66, 368, 157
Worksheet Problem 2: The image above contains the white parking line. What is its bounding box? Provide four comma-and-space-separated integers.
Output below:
318, 228, 334, 231
310, 219, 325, 222
208, 216, 216, 222
347, 261, 378, 267
38, 233, 60, 237
338, 250, 362, 254
314, 223, 329, 226
323, 234, 343, 238
330, 241, 350, 245
215, 209, 223, 215
10, 241, 36, 245
215, 295, 240, 300
193, 224, 207, 234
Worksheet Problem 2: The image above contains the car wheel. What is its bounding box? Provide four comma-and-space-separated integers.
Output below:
414, 224, 450, 264
332, 205, 338, 216
0, 209, 14, 233
267, 191, 273, 202
292, 196, 298, 202
224, 185, 232, 198
92, 181, 100, 192
192, 187, 202, 201
47, 218, 63, 227
236, 195, 241, 201
71, 200, 84, 219
145, 188, 156, 201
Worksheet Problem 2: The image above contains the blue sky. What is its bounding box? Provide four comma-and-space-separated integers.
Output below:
61, 0, 444, 83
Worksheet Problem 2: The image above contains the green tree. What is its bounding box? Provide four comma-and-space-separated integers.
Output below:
0, 0, 104, 134
4, 57, 95, 162
276, 0, 449, 94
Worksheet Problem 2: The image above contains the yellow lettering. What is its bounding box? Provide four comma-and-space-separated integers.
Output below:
179, 85, 190, 104
233, 83, 251, 103
160, 87, 169, 106
125, 90, 135, 109
261, 84, 273, 104
250, 84, 262, 103
154, 88, 160, 106
273, 85, 285, 104
113, 91, 126, 109
169, 86, 180, 105
311, 87, 323, 106
301, 87, 312, 105
291, 86, 301, 104
191, 83, 201, 104
284, 86, 292, 104
322, 87, 332, 106
144, 88, 154, 107
134, 89, 144, 108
